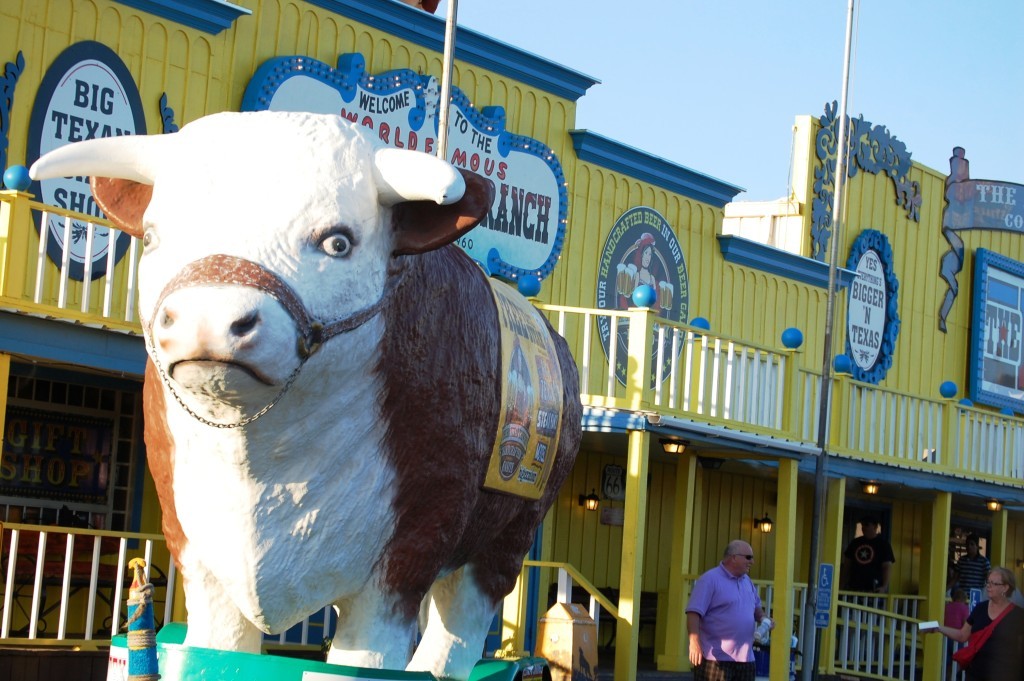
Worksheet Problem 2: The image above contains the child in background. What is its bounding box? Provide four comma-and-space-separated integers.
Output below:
944, 588, 969, 678
944, 588, 969, 629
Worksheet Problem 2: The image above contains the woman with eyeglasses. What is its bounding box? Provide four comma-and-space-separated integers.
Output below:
928, 566, 1024, 681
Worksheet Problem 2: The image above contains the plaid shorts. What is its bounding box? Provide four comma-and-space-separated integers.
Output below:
693, 660, 756, 681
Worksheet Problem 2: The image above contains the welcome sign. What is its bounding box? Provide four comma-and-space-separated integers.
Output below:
242, 53, 568, 281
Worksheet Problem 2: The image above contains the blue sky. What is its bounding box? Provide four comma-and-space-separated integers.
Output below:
437, 0, 1023, 201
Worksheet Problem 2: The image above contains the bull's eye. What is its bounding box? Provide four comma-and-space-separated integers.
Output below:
319, 231, 353, 258
142, 230, 157, 249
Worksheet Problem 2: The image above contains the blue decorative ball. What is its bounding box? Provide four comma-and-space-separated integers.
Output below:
833, 354, 852, 374
690, 316, 711, 331
631, 284, 657, 308
958, 398, 974, 407
781, 327, 804, 349
3, 165, 30, 191
518, 274, 542, 298
939, 381, 958, 399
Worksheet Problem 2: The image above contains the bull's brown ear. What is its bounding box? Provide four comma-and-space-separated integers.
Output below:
90, 177, 153, 239
391, 170, 494, 255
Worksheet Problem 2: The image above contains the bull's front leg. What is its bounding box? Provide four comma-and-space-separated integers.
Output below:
327, 587, 417, 669
180, 561, 263, 653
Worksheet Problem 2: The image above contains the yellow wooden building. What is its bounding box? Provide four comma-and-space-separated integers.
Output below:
0, 3, 1021, 681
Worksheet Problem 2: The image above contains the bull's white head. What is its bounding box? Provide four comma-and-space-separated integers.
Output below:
31, 112, 492, 426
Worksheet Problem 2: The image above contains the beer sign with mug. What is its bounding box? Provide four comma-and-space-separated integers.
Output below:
595, 207, 690, 386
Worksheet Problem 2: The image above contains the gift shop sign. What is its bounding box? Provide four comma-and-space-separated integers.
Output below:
27, 41, 146, 281
241, 53, 567, 281
0, 407, 112, 505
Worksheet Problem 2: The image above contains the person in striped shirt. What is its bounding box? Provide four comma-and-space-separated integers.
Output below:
956, 534, 991, 592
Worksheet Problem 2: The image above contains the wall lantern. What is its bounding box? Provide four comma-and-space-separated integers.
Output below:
755, 514, 774, 534
862, 482, 880, 495
660, 439, 688, 455
987, 499, 1002, 512
579, 489, 600, 512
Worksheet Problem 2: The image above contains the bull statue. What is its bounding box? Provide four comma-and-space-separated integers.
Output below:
31, 111, 582, 680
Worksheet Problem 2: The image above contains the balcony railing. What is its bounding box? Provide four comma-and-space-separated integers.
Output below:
538, 301, 1024, 488
0, 522, 176, 648
2, 187, 1022, 488
0, 190, 142, 334
540, 304, 799, 438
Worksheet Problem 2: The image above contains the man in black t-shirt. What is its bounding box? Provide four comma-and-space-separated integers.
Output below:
841, 514, 896, 593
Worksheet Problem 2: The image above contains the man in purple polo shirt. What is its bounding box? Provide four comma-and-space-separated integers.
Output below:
686, 540, 771, 681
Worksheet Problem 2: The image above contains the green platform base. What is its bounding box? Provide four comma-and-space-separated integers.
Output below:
108, 623, 547, 681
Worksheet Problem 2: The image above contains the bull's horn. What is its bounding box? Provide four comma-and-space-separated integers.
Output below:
30, 135, 168, 185
373, 147, 466, 206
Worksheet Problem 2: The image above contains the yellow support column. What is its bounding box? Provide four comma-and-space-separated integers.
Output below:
922, 492, 952, 681
500, 569, 529, 656
0, 353, 10, 437
769, 458, 798, 681
614, 429, 651, 681
781, 347, 803, 439
818, 476, 846, 674
625, 307, 656, 411
991, 508, 1008, 567
657, 451, 698, 671
0, 189, 34, 299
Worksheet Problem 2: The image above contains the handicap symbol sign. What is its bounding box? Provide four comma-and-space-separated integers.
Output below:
815, 564, 834, 618
818, 563, 834, 589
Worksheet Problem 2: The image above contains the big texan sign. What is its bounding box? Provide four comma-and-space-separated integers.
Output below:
242, 53, 568, 282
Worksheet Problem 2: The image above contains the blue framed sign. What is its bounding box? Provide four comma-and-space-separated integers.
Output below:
26, 41, 146, 281
241, 53, 568, 282
845, 230, 900, 384
968, 249, 1024, 413
594, 206, 689, 386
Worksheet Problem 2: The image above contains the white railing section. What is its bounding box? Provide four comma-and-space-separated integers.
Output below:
939, 635, 966, 681
549, 566, 613, 642
541, 305, 792, 433
30, 205, 140, 325
839, 380, 946, 467
543, 306, 630, 401
657, 330, 786, 428
264, 605, 336, 649
800, 370, 824, 443
0, 523, 175, 644
955, 404, 1024, 479
838, 592, 923, 620
833, 598, 922, 680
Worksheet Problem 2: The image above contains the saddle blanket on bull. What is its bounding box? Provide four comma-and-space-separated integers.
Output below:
484, 280, 564, 499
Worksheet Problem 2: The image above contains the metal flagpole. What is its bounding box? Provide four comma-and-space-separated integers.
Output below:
801, 1, 856, 679
436, 0, 459, 160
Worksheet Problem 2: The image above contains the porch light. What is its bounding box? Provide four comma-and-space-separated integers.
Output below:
755, 514, 774, 533
862, 482, 880, 495
660, 439, 688, 455
579, 489, 600, 512
986, 499, 1002, 512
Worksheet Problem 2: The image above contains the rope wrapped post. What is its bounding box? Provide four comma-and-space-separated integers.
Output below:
126, 557, 161, 680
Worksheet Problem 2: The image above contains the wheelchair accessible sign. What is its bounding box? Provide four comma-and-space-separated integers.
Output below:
814, 564, 834, 628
